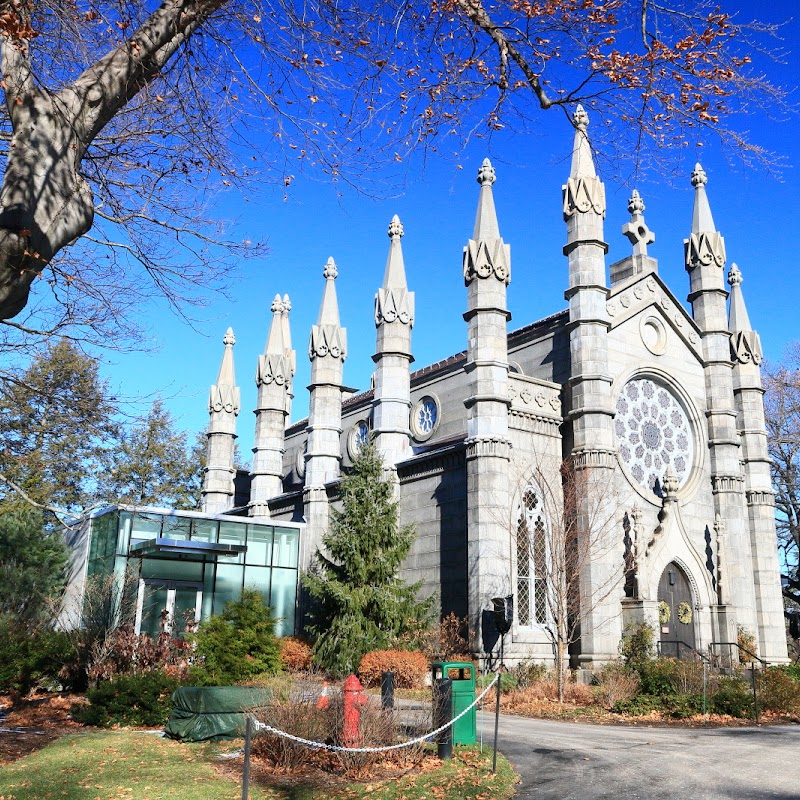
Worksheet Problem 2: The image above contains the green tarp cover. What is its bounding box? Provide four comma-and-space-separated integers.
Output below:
164, 686, 271, 742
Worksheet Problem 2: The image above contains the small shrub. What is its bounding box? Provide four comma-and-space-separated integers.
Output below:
190, 590, 282, 685
358, 649, 428, 689
761, 667, 800, 714
613, 694, 665, 716
637, 658, 682, 696
72, 670, 180, 727
782, 662, 800, 683
594, 662, 639, 710
710, 677, 753, 718
737, 626, 758, 661
279, 637, 313, 672
619, 623, 654, 667
512, 660, 547, 689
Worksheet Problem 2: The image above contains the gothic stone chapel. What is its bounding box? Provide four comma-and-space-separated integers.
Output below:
200, 106, 788, 667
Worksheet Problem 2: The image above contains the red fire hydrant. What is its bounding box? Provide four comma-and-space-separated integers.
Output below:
342, 674, 368, 747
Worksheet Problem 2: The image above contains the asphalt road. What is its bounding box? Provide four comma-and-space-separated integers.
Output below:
481, 715, 800, 799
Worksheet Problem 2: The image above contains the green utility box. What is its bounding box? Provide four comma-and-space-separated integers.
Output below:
431, 661, 476, 745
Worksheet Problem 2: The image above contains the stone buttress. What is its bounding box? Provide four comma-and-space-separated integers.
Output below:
727, 263, 787, 661
201, 328, 240, 514
302, 258, 347, 568
462, 158, 513, 653
562, 106, 620, 663
249, 295, 296, 518
684, 164, 759, 638
372, 215, 414, 474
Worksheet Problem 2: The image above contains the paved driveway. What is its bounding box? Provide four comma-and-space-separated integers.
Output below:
481, 714, 800, 799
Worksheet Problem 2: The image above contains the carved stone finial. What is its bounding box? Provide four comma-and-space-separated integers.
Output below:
727, 263, 743, 287
714, 513, 726, 538
691, 162, 708, 188
476, 157, 496, 186
388, 214, 404, 239
282, 294, 292, 312
323, 256, 338, 280
270, 294, 284, 314
223, 327, 235, 347
573, 104, 589, 131
628, 189, 645, 215
662, 466, 679, 497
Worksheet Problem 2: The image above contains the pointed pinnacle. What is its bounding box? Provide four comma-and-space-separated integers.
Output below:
282, 294, 292, 313
317, 258, 341, 326
265, 296, 285, 355
569, 105, 596, 179
223, 327, 235, 347
388, 214, 404, 239
690, 162, 716, 234
270, 294, 284, 314
382, 215, 408, 290
323, 256, 338, 280
727, 262, 753, 333
473, 158, 501, 240
216, 327, 237, 387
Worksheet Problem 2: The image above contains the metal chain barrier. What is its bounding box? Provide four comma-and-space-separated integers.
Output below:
250, 673, 499, 754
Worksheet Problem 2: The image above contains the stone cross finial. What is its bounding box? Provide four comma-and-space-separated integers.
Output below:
727, 262, 743, 287
270, 294, 284, 314
476, 158, 496, 186
573, 104, 589, 131
223, 327, 236, 347
323, 256, 338, 280
662, 466, 679, 497
622, 189, 655, 257
691, 162, 708, 187
388, 214, 404, 239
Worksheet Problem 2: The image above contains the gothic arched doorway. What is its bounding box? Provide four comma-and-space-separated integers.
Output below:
657, 562, 696, 657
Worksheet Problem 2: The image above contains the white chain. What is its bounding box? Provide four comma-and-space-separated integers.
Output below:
251, 673, 499, 753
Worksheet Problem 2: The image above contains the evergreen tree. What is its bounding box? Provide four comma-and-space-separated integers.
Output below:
0, 339, 118, 513
103, 399, 202, 509
303, 441, 433, 676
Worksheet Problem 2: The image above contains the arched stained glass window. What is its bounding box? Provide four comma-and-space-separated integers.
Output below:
517, 481, 548, 626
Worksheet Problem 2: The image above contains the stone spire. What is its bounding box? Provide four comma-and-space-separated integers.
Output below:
249, 295, 295, 518
727, 261, 786, 661
462, 158, 512, 652
281, 294, 296, 417
303, 258, 347, 567
727, 264, 762, 365
373, 215, 414, 470
684, 163, 760, 642
201, 327, 240, 514
562, 106, 619, 664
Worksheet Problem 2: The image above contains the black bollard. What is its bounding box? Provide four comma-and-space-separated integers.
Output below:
433, 677, 453, 760
381, 670, 395, 709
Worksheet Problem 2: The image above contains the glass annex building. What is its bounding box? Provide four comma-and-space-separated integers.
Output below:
66, 506, 302, 638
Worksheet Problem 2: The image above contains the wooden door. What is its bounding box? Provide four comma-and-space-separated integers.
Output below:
658, 562, 696, 657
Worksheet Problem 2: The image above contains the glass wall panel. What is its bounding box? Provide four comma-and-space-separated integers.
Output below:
173, 585, 201, 634
243, 565, 271, 603
212, 563, 243, 614
130, 513, 161, 545
161, 516, 191, 541
202, 562, 215, 619
218, 522, 246, 564
192, 519, 218, 543
269, 568, 297, 637
246, 526, 273, 566
272, 529, 299, 568
140, 583, 169, 638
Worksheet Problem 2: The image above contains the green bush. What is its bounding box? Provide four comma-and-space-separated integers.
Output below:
478, 672, 518, 693
619, 623, 654, 667
761, 667, 800, 714
636, 658, 682, 696
710, 677, 753, 718
613, 692, 703, 719
513, 660, 548, 689
781, 663, 800, 683
72, 671, 181, 727
612, 694, 665, 716
0, 614, 76, 694
190, 590, 282, 685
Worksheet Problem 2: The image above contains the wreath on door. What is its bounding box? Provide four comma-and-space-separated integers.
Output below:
658, 601, 671, 624
677, 602, 693, 625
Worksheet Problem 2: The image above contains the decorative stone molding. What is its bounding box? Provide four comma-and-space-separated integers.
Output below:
646, 467, 679, 557
714, 513, 726, 604
508, 376, 561, 416
746, 488, 775, 507
209, 383, 240, 415
571, 448, 616, 470
465, 436, 512, 460
562, 176, 606, 218
308, 324, 347, 360
730, 330, 763, 366
462, 237, 511, 285
685, 231, 726, 270
711, 474, 744, 494
398, 447, 466, 482
375, 287, 414, 326
256, 353, 290, 387
508, 409, 562, 437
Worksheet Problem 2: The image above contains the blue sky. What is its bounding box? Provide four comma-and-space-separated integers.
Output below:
98, 2, 800, 458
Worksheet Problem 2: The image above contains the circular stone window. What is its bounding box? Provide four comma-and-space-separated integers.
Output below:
411, 395, 440, 441
347, 419, 370, 459
614, 378, 694, 496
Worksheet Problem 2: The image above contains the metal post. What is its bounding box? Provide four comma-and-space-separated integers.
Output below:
381, 670, 395, 710
433, 678, 453, 760
492, 633, 504, 774
752, 666, 760, 725
241, 715, 253, 800
702, 661, 707, 715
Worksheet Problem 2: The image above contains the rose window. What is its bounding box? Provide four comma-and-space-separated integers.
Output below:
614, 378, 693, 495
